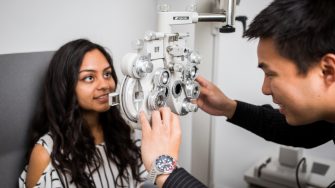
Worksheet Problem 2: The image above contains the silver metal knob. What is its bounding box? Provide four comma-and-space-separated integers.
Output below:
153, 68, 171, 87
134, 58, 153, 78
184, 81, 200, 99
188, 51, 201, 64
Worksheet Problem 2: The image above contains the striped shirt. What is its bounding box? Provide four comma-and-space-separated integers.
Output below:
19, 133, 147, 188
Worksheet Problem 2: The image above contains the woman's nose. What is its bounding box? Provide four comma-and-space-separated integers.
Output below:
97, 77, 110, 91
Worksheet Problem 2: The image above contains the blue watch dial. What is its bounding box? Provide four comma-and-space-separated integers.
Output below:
156, 155, 175, 173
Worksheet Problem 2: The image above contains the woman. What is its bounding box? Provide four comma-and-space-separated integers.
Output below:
19, 39, 145, 188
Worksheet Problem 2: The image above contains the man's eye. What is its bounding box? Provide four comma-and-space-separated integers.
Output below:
265, 72, 275, 77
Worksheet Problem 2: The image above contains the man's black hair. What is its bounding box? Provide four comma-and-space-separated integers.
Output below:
244, 0, 335, 74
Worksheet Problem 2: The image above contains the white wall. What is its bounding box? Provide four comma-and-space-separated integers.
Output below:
0, 0, 158, 78
193, 0, 335, 188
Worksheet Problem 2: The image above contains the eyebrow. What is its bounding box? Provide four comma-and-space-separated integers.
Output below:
79, 65, 112, 73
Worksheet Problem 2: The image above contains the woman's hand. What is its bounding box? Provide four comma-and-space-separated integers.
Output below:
139, 107, 181, 187
140, 107, 181, 171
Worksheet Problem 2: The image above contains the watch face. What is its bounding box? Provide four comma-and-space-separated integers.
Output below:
156, 155, 175, 173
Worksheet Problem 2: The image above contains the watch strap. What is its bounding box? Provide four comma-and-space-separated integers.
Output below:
147, 166, 159, 184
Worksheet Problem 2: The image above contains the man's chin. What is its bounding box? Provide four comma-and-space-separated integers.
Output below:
286, 116, 314, 126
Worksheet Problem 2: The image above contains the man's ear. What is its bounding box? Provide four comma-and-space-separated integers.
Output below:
320, 53, 335, 85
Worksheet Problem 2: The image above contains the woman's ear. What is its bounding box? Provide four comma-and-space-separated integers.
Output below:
320, 53, 335, 85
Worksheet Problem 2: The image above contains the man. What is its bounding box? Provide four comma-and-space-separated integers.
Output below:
140, 0, 335, 187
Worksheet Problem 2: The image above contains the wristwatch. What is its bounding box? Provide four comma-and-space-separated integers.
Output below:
147, 155, 178, 184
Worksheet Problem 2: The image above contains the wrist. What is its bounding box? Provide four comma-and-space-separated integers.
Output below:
155, 174, 169, 188
147, 155, 179, 185
223, 99, 237, 119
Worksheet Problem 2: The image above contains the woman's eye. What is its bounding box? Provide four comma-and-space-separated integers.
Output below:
83, 76, 94, 82
104, 72, 112, 78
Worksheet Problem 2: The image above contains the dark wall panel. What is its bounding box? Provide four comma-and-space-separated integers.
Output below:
0, 51, 54, 188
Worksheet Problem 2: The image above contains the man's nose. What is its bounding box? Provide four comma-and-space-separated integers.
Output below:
262, 77, 271, 95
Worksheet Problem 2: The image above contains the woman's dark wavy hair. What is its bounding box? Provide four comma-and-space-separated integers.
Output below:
244, 0, 335, 75
27, 39, 143, 187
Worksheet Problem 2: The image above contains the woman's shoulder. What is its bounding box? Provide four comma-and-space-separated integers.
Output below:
29, 144, 51, 170
23, 134, 53, 188
30, 133, 54, 171
36, 132, 54, 155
